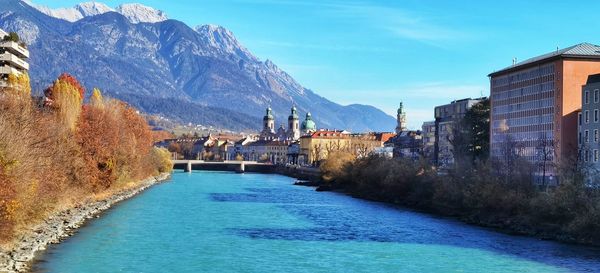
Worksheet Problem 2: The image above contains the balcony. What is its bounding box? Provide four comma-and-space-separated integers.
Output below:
0, 53, 29, 71
0, 65, 23, 76
0, 41, 29, 59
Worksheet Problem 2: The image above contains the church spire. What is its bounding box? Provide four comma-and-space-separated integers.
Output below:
395, 102, 407, 134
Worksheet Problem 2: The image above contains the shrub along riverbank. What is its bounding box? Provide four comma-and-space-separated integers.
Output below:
0, 73, 173, 245
319, 152, 600, 246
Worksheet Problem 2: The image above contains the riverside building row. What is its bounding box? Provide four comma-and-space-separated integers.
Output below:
158, 106, 396, 165
395, 42, 600, 185
489, 43, 600, 182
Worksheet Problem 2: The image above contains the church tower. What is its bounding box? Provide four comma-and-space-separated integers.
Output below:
262, 107, 275, 135
395, 102, 407, 134
288, 106, 300, 140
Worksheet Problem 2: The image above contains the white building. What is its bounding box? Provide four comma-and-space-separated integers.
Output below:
0, 28, 29, 86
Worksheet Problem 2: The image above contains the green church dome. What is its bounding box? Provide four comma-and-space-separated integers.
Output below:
289, 106, 299, 120
301, 112, 316, 131
263, 107, 274, 120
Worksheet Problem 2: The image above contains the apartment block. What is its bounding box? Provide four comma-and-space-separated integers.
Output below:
578, 74, 600, 184
434, 98, 485, 168
422, 121, 435, 161
0, 28, 29, 85
489, 43, 600, 169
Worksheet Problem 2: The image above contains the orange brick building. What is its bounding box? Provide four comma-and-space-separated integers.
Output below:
489, 43, 600, 167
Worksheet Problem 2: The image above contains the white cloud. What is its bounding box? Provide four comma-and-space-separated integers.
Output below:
328, 4, 469, 44
234, 0, 471, 45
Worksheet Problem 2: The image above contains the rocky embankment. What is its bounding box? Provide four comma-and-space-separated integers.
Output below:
0, 173, 171, 273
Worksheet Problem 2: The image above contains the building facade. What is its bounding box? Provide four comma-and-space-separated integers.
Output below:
392, 131, 423, 160
299, 130, 385, 165
395, 102, 407, 134
259, 106, 314, 141
434, 98, 485, 168
422, 121, 436, 161
0, 28, 29, 86
578, 74, 600, 185
490, 43, 600, 172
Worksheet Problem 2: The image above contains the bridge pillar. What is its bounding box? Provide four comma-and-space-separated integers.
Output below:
236, 162, 245, 173
185, 161, 192, 173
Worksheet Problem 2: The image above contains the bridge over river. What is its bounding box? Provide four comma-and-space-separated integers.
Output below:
172, 160, 274, 173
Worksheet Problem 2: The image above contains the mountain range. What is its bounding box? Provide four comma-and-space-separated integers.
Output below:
0, 0, 397, 132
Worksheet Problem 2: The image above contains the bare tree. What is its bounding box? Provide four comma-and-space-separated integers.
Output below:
535, 133, 555, 189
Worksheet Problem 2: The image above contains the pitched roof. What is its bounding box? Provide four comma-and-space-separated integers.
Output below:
489, 43, 600, 77
586, 73, 600, 85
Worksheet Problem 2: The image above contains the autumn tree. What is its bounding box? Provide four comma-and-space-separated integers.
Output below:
90, 88, 104, 109
45, 73, 85, 101
320, 151, 356, 183
6, 73, 31, 96
45, 73, 86, 130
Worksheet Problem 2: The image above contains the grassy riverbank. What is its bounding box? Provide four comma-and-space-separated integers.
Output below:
318, 153, 600, 246
0, 73, 173, 248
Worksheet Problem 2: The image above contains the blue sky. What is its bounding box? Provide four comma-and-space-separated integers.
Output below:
33, 0, 600, 129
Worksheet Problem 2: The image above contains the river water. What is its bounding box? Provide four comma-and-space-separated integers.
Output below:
32, 171, 600, 273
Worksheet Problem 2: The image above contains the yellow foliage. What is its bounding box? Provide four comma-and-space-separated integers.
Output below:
4, 200, 19, 221
53, 79, 82, 130
6, 73, 31, 96
90, 88, 104, 109
320, 151, 356, 183
151, 147, 173, 173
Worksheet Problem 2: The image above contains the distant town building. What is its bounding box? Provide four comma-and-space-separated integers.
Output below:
392, 130, 423, 160
0, 28, 29, 86
287, 141, 302, 165
578, 73, 600, 185
395, 102, 407, 134
389, 102, 422, 160
422, 121, 436, 161
434, 98, 485, 168
259, 107, 276, 140
299, 130, 386, 165
288, 106, 301, 140
259, 106, 313, 141
300, 112, 317, 135
490, 43, 600, 172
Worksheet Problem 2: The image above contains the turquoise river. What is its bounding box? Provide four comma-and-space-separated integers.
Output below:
32, 171, 600, 273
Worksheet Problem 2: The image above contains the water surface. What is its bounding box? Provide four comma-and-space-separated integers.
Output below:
33, 171, 600, 272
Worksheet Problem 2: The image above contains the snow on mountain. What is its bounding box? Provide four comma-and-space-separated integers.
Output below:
26, 1, 167, 24
31, 4, 83, 22
115, 3, 167, 24
3, 0, 396, 132
194, 24, 256, 62
75, 2, 115, 17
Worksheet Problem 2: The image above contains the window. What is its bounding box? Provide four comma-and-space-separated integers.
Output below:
585, 130, 590, 143
585, 90, 590, 104
579, 112, 583, 125
585, 111, 590, 123
596, 129, 599, 143
596, 110, 599, 123
595, 150, 599, 162
595, 89, 600, 103
585, 150, 590, 162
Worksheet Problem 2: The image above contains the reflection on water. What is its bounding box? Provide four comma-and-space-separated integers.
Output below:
33, 171, 600, 273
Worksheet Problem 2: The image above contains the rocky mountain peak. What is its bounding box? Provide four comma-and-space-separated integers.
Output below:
194, 24, 256, 62
115, 3, 167, 24
75, 2, 114, 17
24, 0, 167, 24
